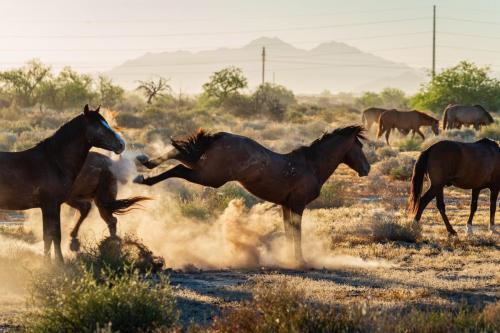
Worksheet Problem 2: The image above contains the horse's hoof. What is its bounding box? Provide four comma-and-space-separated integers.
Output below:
133, 175, 145, 184
465, 225, 474, 236
70, 238, 81, 252
135, 154, 149, 164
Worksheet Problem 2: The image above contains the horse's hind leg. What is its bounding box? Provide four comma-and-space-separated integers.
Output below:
136, 164, 224, 188
414, 186, 437, 223
489, 187, 499, 233
136, 147, 178, 170
95, 170, 119, 237
385, 128, 392, 145
416, 129, 425, 140
96, 202, 118, 238
436, 188, 456, 236
67, 199, 92, 251
465, 189, 480, 235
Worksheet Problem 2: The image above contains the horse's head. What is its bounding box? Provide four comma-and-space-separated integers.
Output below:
82, 104, 125, 154
431, 119, 440, 135
342, 132, 370, 177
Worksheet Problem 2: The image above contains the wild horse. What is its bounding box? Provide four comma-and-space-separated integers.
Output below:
67, 152, 149, 252
0, 105, 125, 263
134, 126, 370, 264
409, 139, 499, 235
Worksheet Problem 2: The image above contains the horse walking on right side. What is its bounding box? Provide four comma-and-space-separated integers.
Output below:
442, 104, 494, 130
408, 138, 499, 235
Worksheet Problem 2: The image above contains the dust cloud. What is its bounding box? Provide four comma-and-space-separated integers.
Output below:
9, 151, 392, 271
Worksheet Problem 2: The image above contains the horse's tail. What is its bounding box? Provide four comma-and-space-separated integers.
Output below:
102, 196, 151, 215
408, 149, 429, 214
442, 105, 450, 130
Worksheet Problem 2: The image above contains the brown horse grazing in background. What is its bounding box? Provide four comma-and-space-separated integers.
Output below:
135, 126, 370, 264
67, 152, 149, 252
442, 104, 494, 130
0, 105, 125, 263
409, 139, 499, 235
377, 110, 439, 145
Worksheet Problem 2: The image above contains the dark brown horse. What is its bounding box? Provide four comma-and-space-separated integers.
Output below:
409, 139, 499, 235
67, 152, 149, 252
377, 110, 439, 145
0, 105, 125, 262
134, 126, 370, 264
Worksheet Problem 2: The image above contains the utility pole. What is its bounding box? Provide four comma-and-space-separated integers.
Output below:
432, 5, 436, 78
261, 46, 266, 86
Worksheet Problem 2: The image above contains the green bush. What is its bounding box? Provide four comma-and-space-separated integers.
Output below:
371, 212, 422, 243
309, 181, 345, 208
26, 267, 178, 333
396, 137, 422, 152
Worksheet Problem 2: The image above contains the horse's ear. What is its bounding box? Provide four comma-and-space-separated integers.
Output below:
96, 105, 101, 113
83, 104, 90, 115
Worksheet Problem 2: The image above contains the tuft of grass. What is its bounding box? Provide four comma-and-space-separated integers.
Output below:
396, 137, 422, 151
371, 212, 422, 243
309, 181, 345, 209
375, 155, 415, 181
479, 121, 500, 141
0, 226, 37, 244
25, 266, 178, 333
76, 235, 164, 277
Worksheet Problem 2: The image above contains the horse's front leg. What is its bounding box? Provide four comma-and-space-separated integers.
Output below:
465, 189, 480, 235
42, 203, 63, 264
416, 128, 425, 140
289, 207, 305, 267
490, 187, 499, 233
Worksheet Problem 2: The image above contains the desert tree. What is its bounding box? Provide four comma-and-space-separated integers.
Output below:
136, 77, 171, 104
98, 75, 124, 108
202, 67, 248, 104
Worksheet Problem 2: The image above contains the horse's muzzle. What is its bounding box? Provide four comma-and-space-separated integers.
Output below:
359, 165, 370, 177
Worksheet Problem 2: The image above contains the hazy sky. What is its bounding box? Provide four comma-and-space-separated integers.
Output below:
1, 0, 499, 74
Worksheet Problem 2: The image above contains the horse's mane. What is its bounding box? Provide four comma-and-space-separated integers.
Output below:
473, 105, 494, 122
171, 128, 223, 163
292, 125, 366, 157
415, 110, 438, 122
35, 115, 85, 150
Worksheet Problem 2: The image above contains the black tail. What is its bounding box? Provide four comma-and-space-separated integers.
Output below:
102, 196, 151, 215
171, 128, 222, 164
408, 149, 429, 214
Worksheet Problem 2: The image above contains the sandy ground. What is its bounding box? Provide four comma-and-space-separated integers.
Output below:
0, 165, 498, 330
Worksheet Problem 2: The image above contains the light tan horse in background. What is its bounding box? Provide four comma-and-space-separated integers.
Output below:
377, 110, 439, 145
361, 107, 390, 131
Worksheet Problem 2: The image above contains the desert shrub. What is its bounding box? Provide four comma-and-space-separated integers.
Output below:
76, 235, 164, 277
444, 128, 477, 141
479, 121, 500, 141
376, 155, 415, 180
116, 111, 146, 128
0, 132, 17, 150
396, 137, 422, 151
376, 146, 398, 160
26, 267, 178, 333
371, 212, 421, 243
252, 83, 296, 120
309, 181, 345, 208
222, 93, 254, 117
0, 102, 22, 121
192, 284, 499, 333
0, 226, 36, 243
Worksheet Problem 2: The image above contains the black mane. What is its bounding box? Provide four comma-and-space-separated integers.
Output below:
291, 125, 366, 157
35, 114, 86, 151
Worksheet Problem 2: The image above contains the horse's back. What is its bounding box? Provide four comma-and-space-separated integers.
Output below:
427, 140, 498, 188
450, 105, 491, 124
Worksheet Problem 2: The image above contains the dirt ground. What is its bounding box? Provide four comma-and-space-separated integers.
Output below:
0, 165, 498, 330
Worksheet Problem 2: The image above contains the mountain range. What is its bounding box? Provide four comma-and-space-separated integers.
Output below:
107, 37, 428, 94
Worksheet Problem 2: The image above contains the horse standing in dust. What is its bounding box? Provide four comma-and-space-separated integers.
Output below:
377, 110, 439, 145
409, 139, 499, 235
67, 152, 149, 252
0, 105, 125, 263
442, 104, 494, 130
134, 126, 370, 265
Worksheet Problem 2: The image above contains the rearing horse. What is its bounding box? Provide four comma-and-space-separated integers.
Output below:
0, 105, 125, 263
134, 126, 370, 264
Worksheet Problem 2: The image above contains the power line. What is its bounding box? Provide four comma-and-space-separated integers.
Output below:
0, 17, 430, 39
439, 16, 500, 26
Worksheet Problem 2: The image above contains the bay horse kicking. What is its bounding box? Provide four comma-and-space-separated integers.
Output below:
408, 139, 499, 235
134, 126, 370, 264
67, 152, 149, 252
0, 105, 125, 263
377, 110, 439, 145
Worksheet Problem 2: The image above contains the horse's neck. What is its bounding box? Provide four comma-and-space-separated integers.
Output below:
307, 137, 350, 184
46, 128, 91, 181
